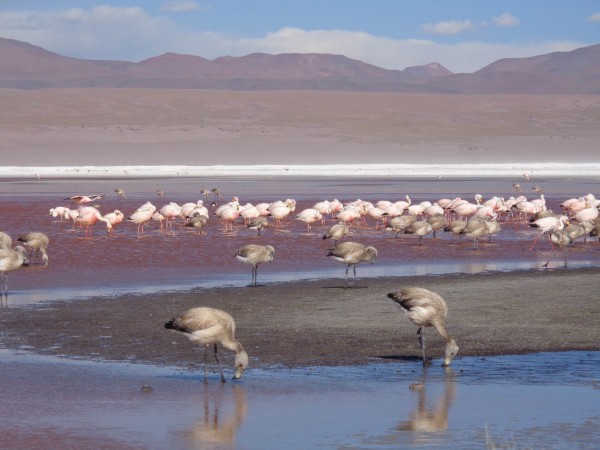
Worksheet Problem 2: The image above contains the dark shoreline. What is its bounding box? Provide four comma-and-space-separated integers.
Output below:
1, 267, 599, 370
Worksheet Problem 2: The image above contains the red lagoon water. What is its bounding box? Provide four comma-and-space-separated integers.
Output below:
1, 176, 598, 304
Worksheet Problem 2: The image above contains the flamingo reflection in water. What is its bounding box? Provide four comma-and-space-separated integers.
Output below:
181, 385, 247, 449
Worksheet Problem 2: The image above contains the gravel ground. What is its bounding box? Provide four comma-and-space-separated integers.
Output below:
1, 268, 599, 370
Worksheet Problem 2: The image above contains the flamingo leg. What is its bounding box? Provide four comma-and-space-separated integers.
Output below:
562, 248, 568, 268
344, 265, 350, 286
213, 343, 226, 383
203, 344, 210, 384
543, 250, 557, 268
530, 231, 545, 250
417, 327, 430, 365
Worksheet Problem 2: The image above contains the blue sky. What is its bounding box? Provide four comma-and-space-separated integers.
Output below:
1, 1, 598, 72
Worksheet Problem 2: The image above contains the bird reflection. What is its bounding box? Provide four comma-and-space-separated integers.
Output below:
182, 384, 247, 449
396, 366, 455, 434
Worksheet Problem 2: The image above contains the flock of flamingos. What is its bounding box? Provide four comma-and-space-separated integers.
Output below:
2, 186, 600, 291
2, 184, 599, 378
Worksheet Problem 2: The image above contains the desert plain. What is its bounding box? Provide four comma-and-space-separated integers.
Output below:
1, 89, 599, 166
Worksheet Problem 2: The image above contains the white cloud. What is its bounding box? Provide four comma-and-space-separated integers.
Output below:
420, 20, 475, 36
493, 13, 519, 27
160, 1, 202, 13
0, 8, 588, 73
587, 12, 600, 22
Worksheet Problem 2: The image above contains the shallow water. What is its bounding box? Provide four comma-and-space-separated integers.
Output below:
0, 350, 598, 450
1, 176, 599, 449
1, 176, 599, 305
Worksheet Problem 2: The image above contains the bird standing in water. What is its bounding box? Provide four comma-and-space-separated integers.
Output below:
235, 244, 275, 286
387, 287, 459, 366
165, 307, 249, 383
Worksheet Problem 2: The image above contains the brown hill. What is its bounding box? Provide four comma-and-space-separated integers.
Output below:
0, 37, 598, 93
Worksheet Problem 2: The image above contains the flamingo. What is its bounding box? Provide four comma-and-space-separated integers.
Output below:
329, 199, 343, 218
164, 307, 249, 383
65, 194, 105, 204
574, 203, 599, 223
156, 190, 165, 198
181, 200, 205, 218
216, 204, 240, 231
0, 232, 13, 249
235, 244, 275, 286
186, 214, 208, 234
327, 241, 377, 286
239, 203, 260, 224
543, 229, 572, 268
0, 245, 29, 300
460, 218, 489, 250
322, 222, 349, 243
404, 220, 434, 245
103, 210, 125, 231
76, 206, 113, 236
17, 232, 49, 265
295, 208, 323, 232
336, 206, 360, 225
49, 206, 70, 221
366, 206, 386, 229
313, 200, 332, 224
247, 216, 269, 236
529, 215, 569, 250
114, 188, 126, 199
268, 203, 292, 228
426, 214, 447, 238
159, 202, 182, 231
127, 202, 156, 235
386, 215, 417, 238
387, 287, 459, 366
443, 220, 468, 240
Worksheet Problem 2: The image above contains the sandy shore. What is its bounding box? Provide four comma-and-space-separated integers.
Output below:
1, 268, 599, 369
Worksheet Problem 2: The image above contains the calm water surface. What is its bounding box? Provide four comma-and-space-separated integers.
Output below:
0, 350, 598, 450
1, 176, 599, 449
1, 175, 599, 305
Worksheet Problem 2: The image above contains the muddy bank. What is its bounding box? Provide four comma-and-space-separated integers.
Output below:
1, 268, 599, 369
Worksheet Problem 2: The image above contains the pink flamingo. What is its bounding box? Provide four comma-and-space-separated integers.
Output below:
65, 194, 105, 205
295, 208, 323, 232
268, 202, 293, 228
240, 203, 261, 224
127, 202, 156, 235
313, 200, 332, 224
217, 205, 240, 231
75, 206, 113, 237
529, 215, 569, 250
104, 210, 125, 231
159, 203, 182, 231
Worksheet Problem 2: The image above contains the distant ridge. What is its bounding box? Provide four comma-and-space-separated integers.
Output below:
0, 37, 598, 93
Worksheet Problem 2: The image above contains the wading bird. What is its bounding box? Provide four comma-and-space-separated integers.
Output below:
235, 244, 275, 286
0, 245, 28, 300
165, 307, 249, 383
387, 287, 459, 366
17, 232, 49, 265
327, 241, 377, 286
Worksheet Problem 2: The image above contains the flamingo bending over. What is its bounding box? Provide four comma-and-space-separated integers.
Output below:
76, 206, 113, 236
387, 287, 459, 366
165, 307, 249, 383
17, 232, 49, 265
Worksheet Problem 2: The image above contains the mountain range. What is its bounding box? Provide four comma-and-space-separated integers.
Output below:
1, 37, 598, 94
